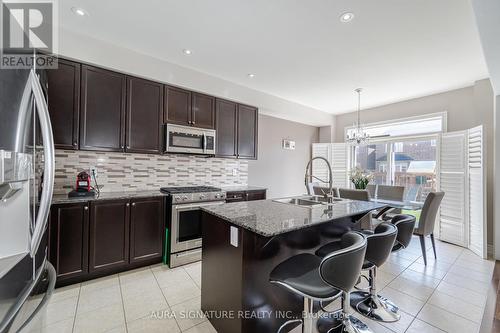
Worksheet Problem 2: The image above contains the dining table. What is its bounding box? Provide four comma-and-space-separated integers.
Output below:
369, 198, 424, 220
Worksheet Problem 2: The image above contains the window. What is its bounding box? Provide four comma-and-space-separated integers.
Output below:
346, 112, 446, 140
352, 139, 438, 203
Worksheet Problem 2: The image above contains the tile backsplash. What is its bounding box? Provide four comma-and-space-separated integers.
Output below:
54, 150, 248, 195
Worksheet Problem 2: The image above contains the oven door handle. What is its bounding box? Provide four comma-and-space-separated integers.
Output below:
203, 133, 207, 153
174, 201, 225, 210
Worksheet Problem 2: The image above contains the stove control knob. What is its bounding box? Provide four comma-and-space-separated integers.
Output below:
183, 196, 189, 201
199, 194, 206, 200
214, 194, 219, 199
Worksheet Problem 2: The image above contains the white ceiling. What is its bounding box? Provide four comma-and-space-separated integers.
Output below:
59, 0, 489, 115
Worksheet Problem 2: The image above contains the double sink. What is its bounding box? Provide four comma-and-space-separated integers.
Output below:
273, 195, 345, 208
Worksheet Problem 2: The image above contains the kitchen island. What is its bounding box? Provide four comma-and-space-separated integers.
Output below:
200, 197, 386, 333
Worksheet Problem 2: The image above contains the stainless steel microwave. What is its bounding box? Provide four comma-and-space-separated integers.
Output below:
165, 124, 216, 155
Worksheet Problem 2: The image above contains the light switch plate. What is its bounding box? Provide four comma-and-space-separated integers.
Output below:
230, 226, 239, 247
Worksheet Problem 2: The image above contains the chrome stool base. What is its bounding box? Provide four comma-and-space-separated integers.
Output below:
317, 311, 373, 333
350, 291, 400, 322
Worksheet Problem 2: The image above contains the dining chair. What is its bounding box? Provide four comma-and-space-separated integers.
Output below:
314, 186, 339, 198
366, 184, 377, 199
377, 185, 405, 201
339, 188, 371, 201
413, 191, 445, 265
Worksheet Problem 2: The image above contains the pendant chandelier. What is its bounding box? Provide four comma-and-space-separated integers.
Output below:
346, 88, 370, 145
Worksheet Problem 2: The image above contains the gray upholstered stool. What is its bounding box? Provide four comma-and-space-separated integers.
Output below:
270, 232, 369, 333
351, 224, 399, 322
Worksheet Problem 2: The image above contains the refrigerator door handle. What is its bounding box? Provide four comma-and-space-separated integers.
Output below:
29, 70, 55, 257
17, 262, 56, 332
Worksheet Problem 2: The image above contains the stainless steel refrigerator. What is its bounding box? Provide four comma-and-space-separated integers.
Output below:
0, 61, 56, 332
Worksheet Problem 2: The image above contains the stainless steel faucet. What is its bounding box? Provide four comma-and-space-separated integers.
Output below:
304, 156, 334, 202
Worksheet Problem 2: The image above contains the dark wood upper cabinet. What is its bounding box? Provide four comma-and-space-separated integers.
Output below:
129, 197, 164, 264
47, 59, 81, 149
215, 99, 238, 158
80, 65, 126, 152
49, 202, 89, 281
192, 92, 215, 129
126, 77, 163, 154
237, 104, 258, 159
164, 86, 192, 126
89, 199, 130, 273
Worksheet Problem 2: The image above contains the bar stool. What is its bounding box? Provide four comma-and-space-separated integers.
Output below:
269, 232, 368, 333
350, 224, 399, 322
390, 214, 416, 253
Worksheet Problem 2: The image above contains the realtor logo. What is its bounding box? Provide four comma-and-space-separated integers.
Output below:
1, 0, 58, 68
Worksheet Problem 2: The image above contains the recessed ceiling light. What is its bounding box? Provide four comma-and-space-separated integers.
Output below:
71, 7, 88, 17
247, 73, 256, 78
182, 49, 192, 56
340, 12, 354, 23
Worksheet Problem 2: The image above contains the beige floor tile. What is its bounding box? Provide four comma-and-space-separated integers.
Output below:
398, 269, 441, 289
417, 304, 479, 333
120, 275, 161, 300
123, 289, 169, 323
80, 274, 119, 293
390, 250, 421, 262
127, 315, 180, 333
184, 262, 202, 287
406, 319, 445, 333
387, 276, 434, 301
435, 280, 487, 308
379, 262, 407, 276
77, 284, 122, 314
407, 262, 448, 280
428, 290, 484, 323
50, 284, 81, 303
447, 265, 492, 283
386, 255, 414, 268
31, 318, 74, 333
104, 325, 127, 333
153, 266, 193, 288
183, 321, 217, 333
162, 279, 201, 306
119, 266, 154, 285
46, 295, 78, 326
171, 297, 206, 331
379, 287, 425, 316
379, 309, 414, 333
73, 303, 125, 333
453, 258, 495, 274
442, 272, 489, 295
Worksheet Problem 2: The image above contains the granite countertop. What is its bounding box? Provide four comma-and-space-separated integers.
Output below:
221, 185, 267, 192
51, 190, 167, 204
201, 198, 387, 237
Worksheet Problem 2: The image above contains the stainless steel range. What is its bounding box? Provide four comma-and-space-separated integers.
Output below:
160, 186, 226, 267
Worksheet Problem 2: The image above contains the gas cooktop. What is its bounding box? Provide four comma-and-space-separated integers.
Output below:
160, 186, 222, 194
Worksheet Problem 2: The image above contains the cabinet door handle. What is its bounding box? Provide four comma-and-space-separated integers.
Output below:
73, 141, 77, 146
84, 206, 88, 210
126, 203, 130, 207
132, 203, 136, 207
121, 145, 125, 149
192, 121, 196, 125
126, 145, 130, 149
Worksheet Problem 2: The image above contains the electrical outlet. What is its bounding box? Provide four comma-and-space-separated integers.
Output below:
89, 166, 98, 178
232, 168, 238, 176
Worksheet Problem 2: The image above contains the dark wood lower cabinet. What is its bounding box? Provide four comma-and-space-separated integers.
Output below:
49, 196, 165, 286
49, 202, 89, 281
89, 199, 130, 273
129, 197, 164, 263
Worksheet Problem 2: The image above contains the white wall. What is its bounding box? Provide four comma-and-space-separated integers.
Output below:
248, 115, 319, 198
58, 29, 332, 127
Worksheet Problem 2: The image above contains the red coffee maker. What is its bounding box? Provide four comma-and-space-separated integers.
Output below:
68, 171, 96, 198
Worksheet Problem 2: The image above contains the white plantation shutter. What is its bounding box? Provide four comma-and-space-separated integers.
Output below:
311, 143, 349, 189
331, 143, 349, 188
311, 143, 331, 185
439, 131, 468, 247
468, 126, 486, 258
